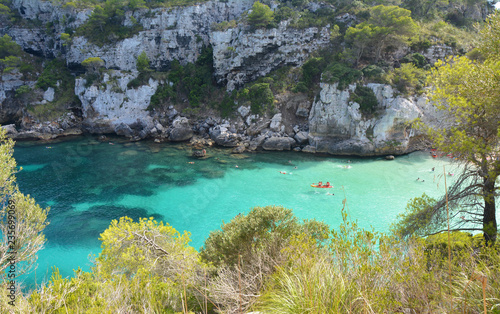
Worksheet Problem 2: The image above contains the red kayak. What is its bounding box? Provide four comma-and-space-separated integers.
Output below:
311, 184, 333, 188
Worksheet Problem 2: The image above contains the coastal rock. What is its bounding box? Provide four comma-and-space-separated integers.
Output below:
169, 117, 194, 141
43, 87, 55, 102
1, 124, 17, 135
65, 0, 253, 70
237, 105, 250, 118
262, 136, 295, 151
211, 22, 331, 90
114, 123, 134, 138
209, 125, 240, 147
269, 113, 283, 132
423, 44, 453, 66
301, 145, 316, 153
247, 118, 270, 136
170, 127, 194, 141
308, 82, 439, 156
76, 70, 158, 134
294, 131, 309, 145
232, 145, 246, 154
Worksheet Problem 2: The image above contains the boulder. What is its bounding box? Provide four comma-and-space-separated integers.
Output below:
294, 131, 309, 145
301, 145, 317, 153
247, 119, 270, 136
114, 123, 134, 138
262, 137, 295, 151
1, 124, 18, 135
232, 145, 246, 154
169, 127, 194, 142
269, 113, 282, 132
209, 125, 240, 147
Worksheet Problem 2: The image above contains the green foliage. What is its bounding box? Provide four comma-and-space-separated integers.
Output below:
423, 14, 500, 243
0, 34, 23, 59
29, 216, 207, 313
362, 64, 385, 78
36, 60, 68, 90
81, 57, 104, 73
385, 63, 427, 94
247, 83, 274, 114
323, 62, 362, 90
75, 1, 144, 46
149, 81, 176, 109
401, 52, 427, 68
410, 37, 432, 51
0, 34, 35, 76
200, 205, 329, 268
14, 85, 32, 98
345, 5, 418, 62
0, 128, 49, 280
60, 32, 72, 46
0, 1, 14, 24
136, 51, 151, 72
217, 91, 237, 118
247, 1, 274, 28
350, 85, 378, 114
148, 46, 214, 110
211, 19, 237, 31
300, 57, 326, 88
126, 71, 151, 89
390, 193, 441, 238
32, 59, 80, 121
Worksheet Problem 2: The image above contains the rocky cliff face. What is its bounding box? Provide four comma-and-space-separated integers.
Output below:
0, 0, 460, 156
75, 70, 158, 135
66, 0, 254, 70
211, 22, 331, 90
307, 83, 442, 156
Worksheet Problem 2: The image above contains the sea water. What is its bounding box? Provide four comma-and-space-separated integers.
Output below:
13, 135, 459, 289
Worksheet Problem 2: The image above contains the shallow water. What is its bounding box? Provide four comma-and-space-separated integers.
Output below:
13, 135, 460, 289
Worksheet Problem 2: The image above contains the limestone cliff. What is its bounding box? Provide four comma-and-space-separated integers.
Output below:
307, 83, 443, 155
0, 0, 483, 156
211, 22, 331, 90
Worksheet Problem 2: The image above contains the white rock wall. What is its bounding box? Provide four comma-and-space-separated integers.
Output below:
75, 70, 158, 129
66, 0, 254, 70
211, 22, 331, 90
308, 82, 443, 155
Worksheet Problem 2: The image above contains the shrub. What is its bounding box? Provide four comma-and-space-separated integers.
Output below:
301, 57, 326, 88
385, 63, 427, 95
401, 52, 428, 68
323, 62, 362, 90
149, 82, 176, 110
350, 85, 378, 114
247, 83, 274, 114
15, 85, 31, 98
81, 57, 104, 74
247, 1, 274, 29
136, 51, 151, 72
218, 92, 237, 118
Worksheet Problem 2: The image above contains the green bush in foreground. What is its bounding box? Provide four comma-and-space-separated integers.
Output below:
1, 201, 499, 313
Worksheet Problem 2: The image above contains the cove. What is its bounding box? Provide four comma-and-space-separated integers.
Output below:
13, 135, 458, 290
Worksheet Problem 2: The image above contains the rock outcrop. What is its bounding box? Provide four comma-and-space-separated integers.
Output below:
211, 22, 331, 90
75, 70, 158, 136
308, 82, 442, 156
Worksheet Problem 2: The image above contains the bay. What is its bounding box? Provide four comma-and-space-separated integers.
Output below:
13, 135, 458, 289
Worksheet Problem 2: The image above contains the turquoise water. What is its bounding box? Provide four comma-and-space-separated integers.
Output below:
13, 136, 459, 289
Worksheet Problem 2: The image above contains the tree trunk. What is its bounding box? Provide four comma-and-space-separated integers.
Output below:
483, 178, 497, 244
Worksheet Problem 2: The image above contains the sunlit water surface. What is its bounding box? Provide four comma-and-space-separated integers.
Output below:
13, 135, 460, 289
